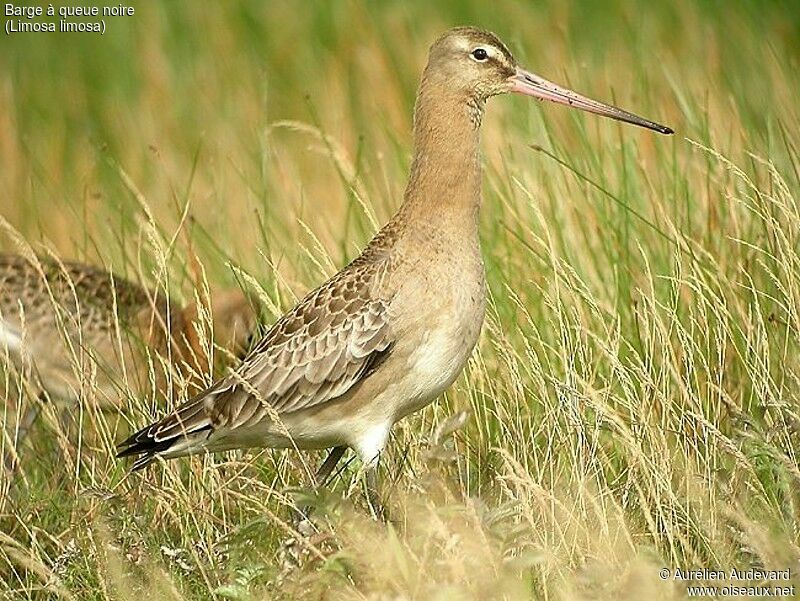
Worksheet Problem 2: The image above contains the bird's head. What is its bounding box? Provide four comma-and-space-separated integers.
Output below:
425, 27, 673, 134
425, 27, 518, 100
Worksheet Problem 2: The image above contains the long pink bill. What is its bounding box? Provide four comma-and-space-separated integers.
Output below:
511, 67, 673, 135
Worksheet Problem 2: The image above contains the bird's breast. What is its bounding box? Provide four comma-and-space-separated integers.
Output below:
390, 259, 486, 421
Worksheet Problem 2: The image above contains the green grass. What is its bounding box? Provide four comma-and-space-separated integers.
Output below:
1, 0, 800, 598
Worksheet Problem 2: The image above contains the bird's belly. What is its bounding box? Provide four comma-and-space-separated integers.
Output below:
0, 316, 158, 404
393, 300, 484, 421
0, 320, 23, 356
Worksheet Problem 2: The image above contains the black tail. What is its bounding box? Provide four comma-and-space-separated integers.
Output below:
116, 424, 177, 470
116, 390, 216, 470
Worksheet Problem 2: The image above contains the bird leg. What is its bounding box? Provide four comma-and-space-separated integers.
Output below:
282, 446, 348, 569
363, 455, 387, 522
4, 389, 46, 473
293, 445, 347, 523
314, 445, 346, 487
16, 391, 45, 445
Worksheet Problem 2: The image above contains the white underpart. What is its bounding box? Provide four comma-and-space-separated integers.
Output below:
352, 422, 391, 468
337, 319, 477, 467
407, 326, 469, 402
0, 319, 23, 355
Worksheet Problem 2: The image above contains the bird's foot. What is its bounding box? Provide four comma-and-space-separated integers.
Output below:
278, 513, 333, 573
364, 471, 390, 523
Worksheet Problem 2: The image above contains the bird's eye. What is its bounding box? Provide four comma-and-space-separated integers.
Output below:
471, 48, 489, 62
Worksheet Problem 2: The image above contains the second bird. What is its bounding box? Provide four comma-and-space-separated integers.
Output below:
0, 254, 256, 439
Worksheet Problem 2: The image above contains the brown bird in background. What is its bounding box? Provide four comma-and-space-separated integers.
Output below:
0, 253, 256, 445
117, 26, 672, 517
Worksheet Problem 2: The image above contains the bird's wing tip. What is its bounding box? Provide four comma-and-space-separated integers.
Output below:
130, 455, 156, 471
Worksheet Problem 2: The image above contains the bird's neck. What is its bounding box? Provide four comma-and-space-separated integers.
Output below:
398, 80, 483, 232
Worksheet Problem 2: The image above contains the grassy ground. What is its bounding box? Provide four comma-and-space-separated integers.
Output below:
1, 0, 799, 598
